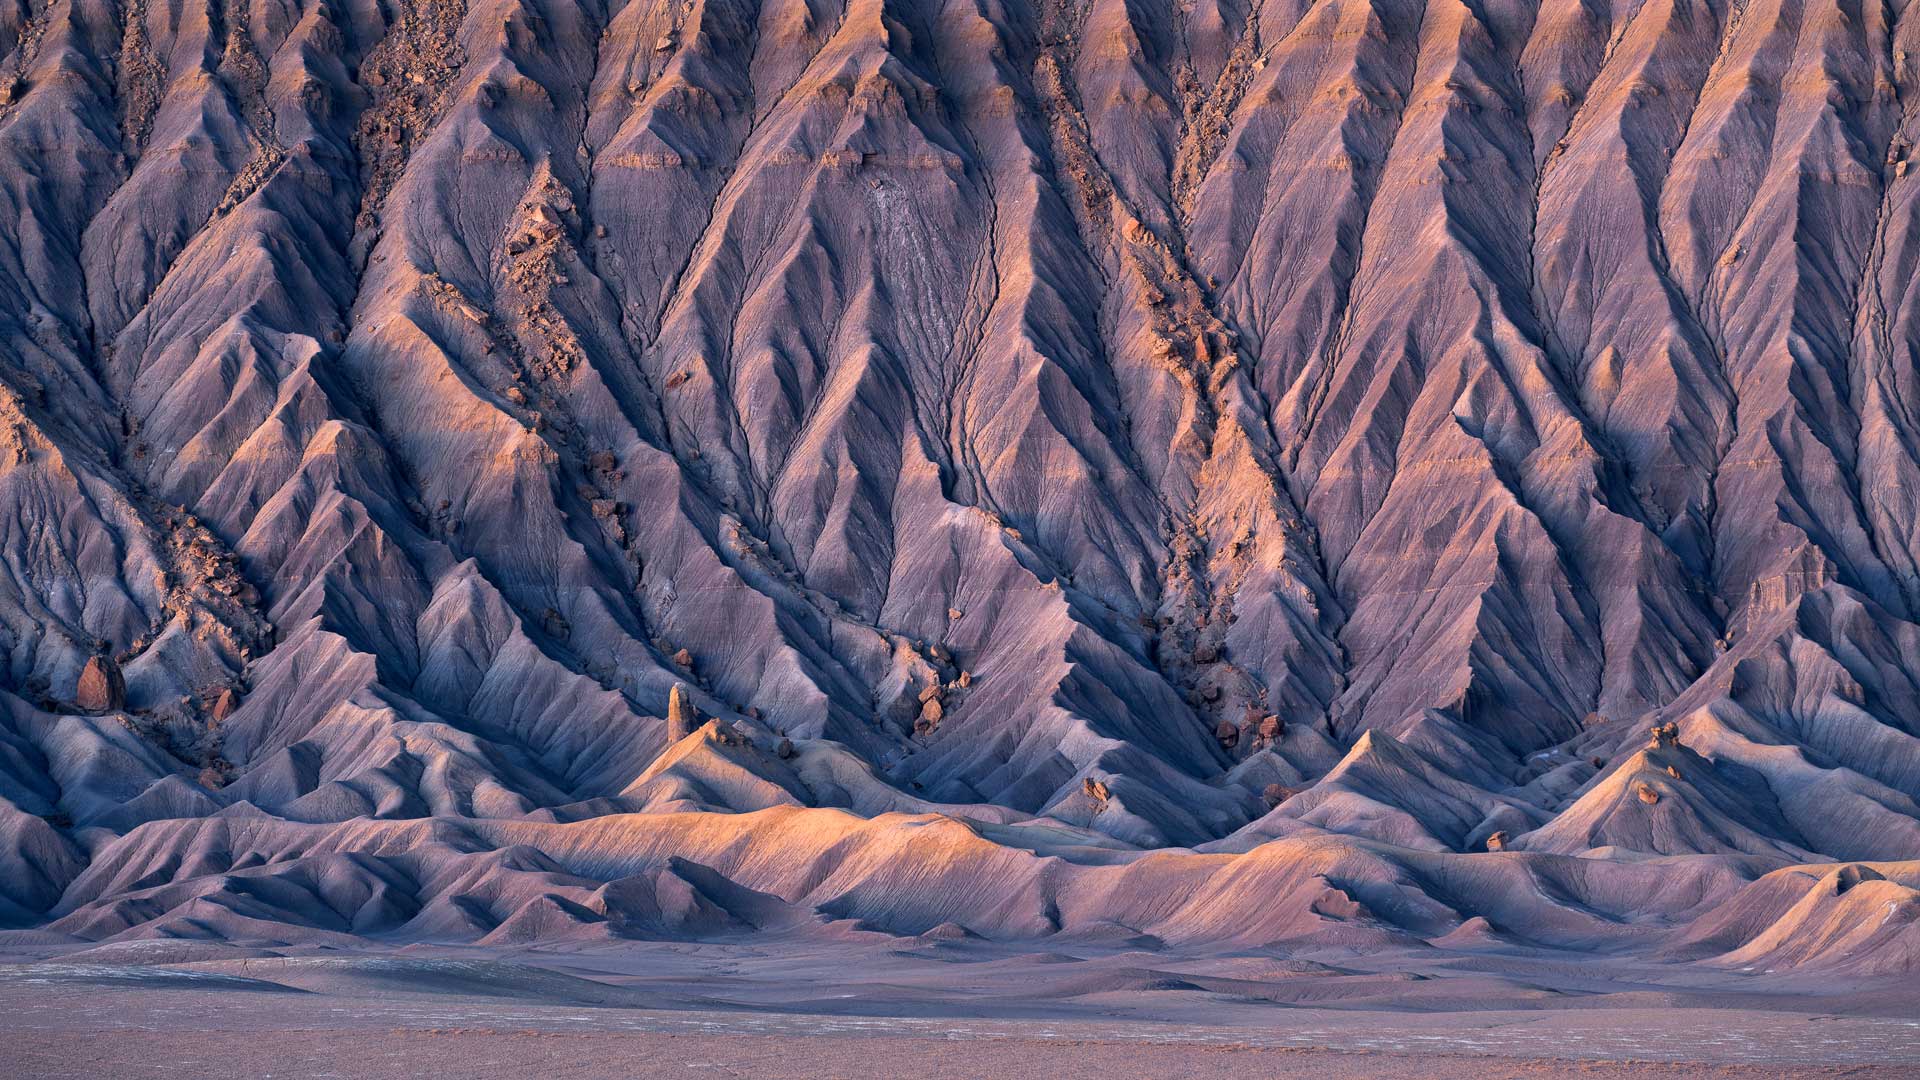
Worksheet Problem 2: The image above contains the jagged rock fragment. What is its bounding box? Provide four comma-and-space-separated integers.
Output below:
209, 688, 240, 721
74, 656, 126, 712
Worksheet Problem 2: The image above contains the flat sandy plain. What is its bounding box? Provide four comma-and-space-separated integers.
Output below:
0, 933, 1913, 1079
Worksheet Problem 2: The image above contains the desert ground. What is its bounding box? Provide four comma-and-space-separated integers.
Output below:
2, 934, 1915, 1079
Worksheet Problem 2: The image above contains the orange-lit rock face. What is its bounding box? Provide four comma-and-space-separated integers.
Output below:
0, 0, 1913, 986
73, 657, 125, 713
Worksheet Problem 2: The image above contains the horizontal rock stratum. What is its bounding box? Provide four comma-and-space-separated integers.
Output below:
0, 0, 1915, 975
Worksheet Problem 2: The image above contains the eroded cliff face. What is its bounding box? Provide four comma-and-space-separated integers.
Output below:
0, 0, 1915, 965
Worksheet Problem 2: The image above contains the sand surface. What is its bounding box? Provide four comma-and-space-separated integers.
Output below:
2, 939, 1914, 1078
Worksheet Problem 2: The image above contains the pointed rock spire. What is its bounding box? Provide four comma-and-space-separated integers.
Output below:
666, 683, 697, 743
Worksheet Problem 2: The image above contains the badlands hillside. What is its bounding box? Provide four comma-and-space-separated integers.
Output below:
0, 0, 1917, 994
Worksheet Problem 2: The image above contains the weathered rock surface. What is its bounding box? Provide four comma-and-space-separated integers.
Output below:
0, 0, 1914, 975
72, 657, 124, 713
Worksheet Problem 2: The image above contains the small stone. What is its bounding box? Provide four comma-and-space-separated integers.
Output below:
1213, 719, 1239, 749
1083, 777, 1111, 804
1835, 864, 1884, 894
775, 737, 795, 759
1635, 782, 1661, 805
74, 655, 125, 712
672, 647, 694, 668
210, 687, 240, 721
1485, 830, 1509, 852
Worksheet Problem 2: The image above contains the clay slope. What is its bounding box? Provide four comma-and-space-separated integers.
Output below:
0, 0, 1916, 970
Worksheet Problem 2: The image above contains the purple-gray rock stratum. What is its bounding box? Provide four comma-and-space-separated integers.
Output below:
0, 0, 1916, 977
